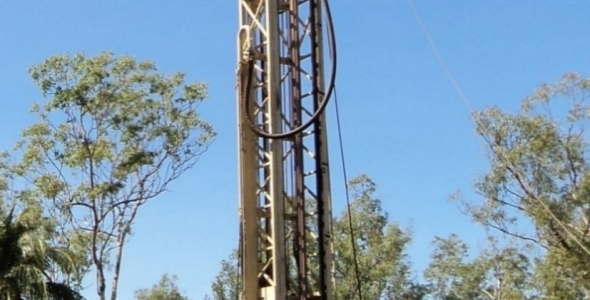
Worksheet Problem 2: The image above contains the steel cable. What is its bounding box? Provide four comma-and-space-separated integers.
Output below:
334, 85, 364, 300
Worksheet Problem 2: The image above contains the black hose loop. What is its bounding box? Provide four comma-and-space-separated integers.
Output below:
241, 0, 337, 139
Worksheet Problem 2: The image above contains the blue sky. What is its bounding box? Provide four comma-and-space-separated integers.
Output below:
1, 1, 589, 299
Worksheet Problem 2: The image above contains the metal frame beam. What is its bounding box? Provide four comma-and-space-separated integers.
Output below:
238, 1, 333, 300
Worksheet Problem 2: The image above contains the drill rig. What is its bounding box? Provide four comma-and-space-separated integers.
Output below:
237, 1, 336, 300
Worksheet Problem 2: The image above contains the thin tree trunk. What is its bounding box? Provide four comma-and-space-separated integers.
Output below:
110, 234, 126, 300
97, 261, 106, 300
110, 202, 139, 300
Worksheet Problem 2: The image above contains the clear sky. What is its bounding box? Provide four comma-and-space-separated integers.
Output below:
1, 1, 589, 300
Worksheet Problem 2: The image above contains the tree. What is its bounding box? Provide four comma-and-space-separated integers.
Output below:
207, 175, 420, 300
207, 252, 239, 300
468, 72, 590, 297
333, 175, 415, 300
0, 202, 83, 300
424, 235, 532, 300
15, 52, 215, 300
424, 235, 479, 300
135, 274, 190, 300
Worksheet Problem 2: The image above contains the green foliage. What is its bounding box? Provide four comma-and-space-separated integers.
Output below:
208, 252, 240, 300
135, 274, 190, 300
424, 235, 477, 299
467, 72, 590, 297
533, 249, 587, 299
424, 236, 532, 300
0, 202, 83, 300
15, 52, 215, 300
333, 175, 415, 300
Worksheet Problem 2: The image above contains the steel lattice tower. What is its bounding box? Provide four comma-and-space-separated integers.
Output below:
237, 1, 334, 300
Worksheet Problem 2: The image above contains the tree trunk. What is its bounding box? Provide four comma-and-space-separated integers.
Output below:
97, 261, 106, 300
110, 235, 126, 300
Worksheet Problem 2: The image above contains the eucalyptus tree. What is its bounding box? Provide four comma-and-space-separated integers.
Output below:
135, 274, 190, 300
207, 252, 240, 300
468, 72, 590, 297
333, 175, 414, 300
424, 235, 532, 300
16, 52, 215, 300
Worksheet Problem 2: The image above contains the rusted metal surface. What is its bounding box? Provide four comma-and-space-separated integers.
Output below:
237, 1, 333, 300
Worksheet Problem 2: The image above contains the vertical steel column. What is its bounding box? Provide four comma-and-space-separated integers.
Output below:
310, 2, 334, 299
237, 1, 333, 300
289, 1, 307, 300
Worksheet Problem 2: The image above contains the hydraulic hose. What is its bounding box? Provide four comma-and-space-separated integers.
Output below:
241, 0, 337, 139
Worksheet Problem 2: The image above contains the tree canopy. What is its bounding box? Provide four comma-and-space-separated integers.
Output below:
135, 274, 190, 300
468, 73, 590, 297
2, 52, 215, 300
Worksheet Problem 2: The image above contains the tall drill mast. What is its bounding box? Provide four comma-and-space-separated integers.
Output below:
237, 1, 334, 300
